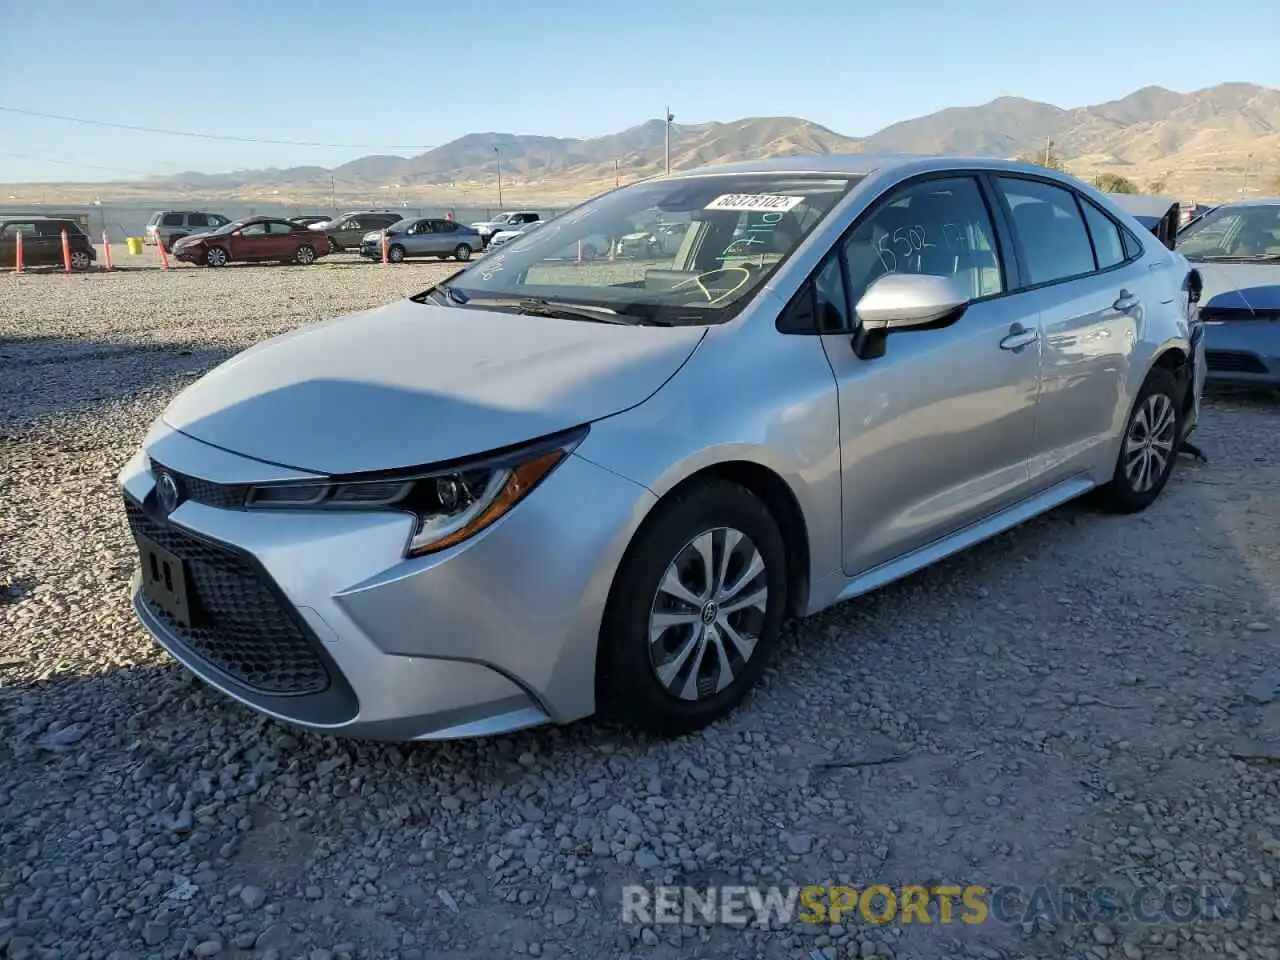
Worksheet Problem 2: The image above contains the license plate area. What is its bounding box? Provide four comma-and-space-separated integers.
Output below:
137, 533, 195, 628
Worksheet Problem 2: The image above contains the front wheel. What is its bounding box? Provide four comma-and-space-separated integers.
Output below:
204, 247, 229, 267
1095, 367, 1184, 513
596, 480, 788, 736
454, 243, 472, 261
295, 244, 317, 265
70, 250, 93, 271
388, 244, 406, 263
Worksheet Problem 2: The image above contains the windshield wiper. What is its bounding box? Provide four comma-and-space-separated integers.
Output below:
411, 283, 468, 306
1190, 254, 1280, 263
456, 295, 669, 326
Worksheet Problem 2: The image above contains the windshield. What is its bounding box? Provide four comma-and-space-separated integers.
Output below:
1177, 204, 1280, 261
441, 174, 859, 324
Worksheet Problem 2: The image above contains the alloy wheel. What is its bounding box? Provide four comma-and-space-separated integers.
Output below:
647, 527, 769, 701
70, 251, 92, 270
1123, 392, 1176, 494
296, 245, 316, 264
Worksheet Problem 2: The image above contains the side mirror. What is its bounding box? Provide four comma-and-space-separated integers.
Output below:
852, 273, 969, 360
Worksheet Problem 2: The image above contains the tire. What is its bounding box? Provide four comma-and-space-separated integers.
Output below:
205, 247, 229, 268
295, 244, 317, 265
69, 250, 93, 271
388, 244, 406, 263
596, 479, 788, 736
1095, 367, 1184, 514
454, 243, 472, 261
329, 238, 343, 253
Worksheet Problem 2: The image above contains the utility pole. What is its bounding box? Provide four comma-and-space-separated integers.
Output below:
665, 107, 674, 176
614, 158, 620, 188
329, 175, 336, 213
1243, 152, 1253, 194
1044, 136, 1052, 168
494, 146, 503, 206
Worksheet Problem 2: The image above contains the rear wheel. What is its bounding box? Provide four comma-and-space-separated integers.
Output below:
204, 247, 229, 267
596, 480, 788, 736
295, 244, 317, 265
1095, 367, 1184, 513
454, 243, 472, 261
328, 237, 342, 253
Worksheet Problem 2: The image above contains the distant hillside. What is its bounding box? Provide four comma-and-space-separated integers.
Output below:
10, 83, 1280, 203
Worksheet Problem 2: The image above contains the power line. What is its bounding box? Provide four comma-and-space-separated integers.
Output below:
0, 105, 439, 150
0, 152, 153, 178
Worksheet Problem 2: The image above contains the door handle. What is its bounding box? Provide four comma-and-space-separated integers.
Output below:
999, 323, 1039, 352
1113, 290, 1140, 312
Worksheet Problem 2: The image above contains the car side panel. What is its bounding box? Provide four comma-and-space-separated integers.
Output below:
571, 291, 846, 615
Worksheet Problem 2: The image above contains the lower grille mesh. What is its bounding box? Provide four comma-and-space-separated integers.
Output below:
125, 498, 330, 696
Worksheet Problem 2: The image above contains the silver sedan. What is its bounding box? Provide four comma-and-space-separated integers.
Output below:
359, 217, 482, 262
120, 155, 1204, 741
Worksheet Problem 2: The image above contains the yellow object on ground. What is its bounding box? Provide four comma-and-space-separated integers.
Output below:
125, 237, 143, 255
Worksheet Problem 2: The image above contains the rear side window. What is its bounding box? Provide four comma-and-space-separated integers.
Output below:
1079, 200, 1126, 269
2, 222, 37, 237
997, 177, 1096, 285
161, 213, 184, 227
1121, 225, 1144, 260
187, 213, 209, 228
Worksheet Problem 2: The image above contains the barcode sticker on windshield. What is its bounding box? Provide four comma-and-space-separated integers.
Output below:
704, 194, 804, 213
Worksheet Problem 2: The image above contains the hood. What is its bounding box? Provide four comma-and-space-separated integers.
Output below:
1193, 262, 1280, 315
308, 222, 332, 231
161, 299, 705, 475
176, 232, 212, 246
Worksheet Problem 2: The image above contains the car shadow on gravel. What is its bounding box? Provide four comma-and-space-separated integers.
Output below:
0, 334, 236, 429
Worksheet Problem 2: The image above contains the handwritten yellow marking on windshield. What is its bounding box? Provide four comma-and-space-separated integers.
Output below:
669, 266, 752, 306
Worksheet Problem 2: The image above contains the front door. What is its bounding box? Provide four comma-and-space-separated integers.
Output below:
817, 174, 1043, 576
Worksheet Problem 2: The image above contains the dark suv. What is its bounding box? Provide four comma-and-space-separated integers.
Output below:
0, 217, 96, 270
310, 211, 405, 252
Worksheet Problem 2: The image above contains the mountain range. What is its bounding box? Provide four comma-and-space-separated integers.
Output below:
14, 83, 1280, 202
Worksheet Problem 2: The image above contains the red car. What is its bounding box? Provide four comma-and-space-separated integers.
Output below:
171, 216, 331, 267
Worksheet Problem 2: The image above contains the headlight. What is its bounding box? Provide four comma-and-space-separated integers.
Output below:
243, 427, 586, 557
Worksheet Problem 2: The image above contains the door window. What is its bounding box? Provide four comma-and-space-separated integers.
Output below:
1079, 200, 1126, 269
1, 222, 38, 238
996, 177, 1096, 285
187, 213, 209, 228
239, 222, 269, 237
161, 213, 184, 227
839, 176, 1004, 327
267, 221, 298, 234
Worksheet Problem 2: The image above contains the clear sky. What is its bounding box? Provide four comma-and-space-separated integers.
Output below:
1, 0, 1277, 183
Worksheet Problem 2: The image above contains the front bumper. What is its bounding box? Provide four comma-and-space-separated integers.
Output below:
1201, 320, 1280, 389
118, 422, 655, 740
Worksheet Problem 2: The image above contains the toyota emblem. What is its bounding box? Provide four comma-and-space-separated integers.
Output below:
156, 471, 182, 514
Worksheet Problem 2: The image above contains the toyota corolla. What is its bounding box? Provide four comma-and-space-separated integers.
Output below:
121, 155, 1204, 741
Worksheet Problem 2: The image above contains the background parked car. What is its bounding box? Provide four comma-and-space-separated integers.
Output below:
358, 217, 482, 262
0, 216, 96, 269
470, 210, 542, 247
485, 219, 543, 250
172, 217, 330, 267
309, 211, 403, 252
1175, 198, 1280, 390
145, 211, 232, 251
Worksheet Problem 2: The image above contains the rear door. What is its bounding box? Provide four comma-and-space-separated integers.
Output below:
990, 175, 1144, 488
0, 222, 38, 265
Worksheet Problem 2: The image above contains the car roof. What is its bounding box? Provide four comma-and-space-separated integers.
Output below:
668, 153, 1081, 181
1209, 197, 1280, 209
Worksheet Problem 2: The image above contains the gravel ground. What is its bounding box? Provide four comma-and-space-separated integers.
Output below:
1, 262, 1278, 960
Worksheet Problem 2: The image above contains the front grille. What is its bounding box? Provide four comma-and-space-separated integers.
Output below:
150, 461, 248, 509
125, 498, 330, 696
1206, 350, 1269, 374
